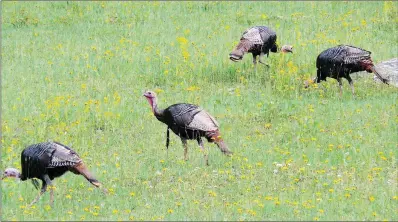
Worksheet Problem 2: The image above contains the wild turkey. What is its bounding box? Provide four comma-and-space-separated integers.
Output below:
305, 45, 389, 95
229, 26, 293, 66
1, 141, 106, 206
143, 90, 232, 166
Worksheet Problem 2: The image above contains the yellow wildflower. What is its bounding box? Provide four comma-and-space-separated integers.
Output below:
208, 190, 217, 197
177, 37, 188, 45
264, 196, 273, 200
186, 85, 200, 91
154, 88, 164, 94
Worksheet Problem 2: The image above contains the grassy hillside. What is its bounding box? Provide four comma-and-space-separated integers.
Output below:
1, 1, 397, 221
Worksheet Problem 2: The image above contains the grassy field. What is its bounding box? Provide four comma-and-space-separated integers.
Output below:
1, 1, 397, 221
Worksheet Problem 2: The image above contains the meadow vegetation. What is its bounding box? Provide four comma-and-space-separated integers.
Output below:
1, 1, 397, 221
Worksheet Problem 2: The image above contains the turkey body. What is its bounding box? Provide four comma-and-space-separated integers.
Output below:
143, 90, 232, 166
17, 141, 104, 206
316, 45, 371, 82
242, 26, 278, 58
312, 45, 389, 95
21, 142, 82, 182
229, 26, 292, 65
158, 103, 220, 142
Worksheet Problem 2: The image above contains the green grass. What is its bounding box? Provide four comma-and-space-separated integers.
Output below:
1, 1, 397, 221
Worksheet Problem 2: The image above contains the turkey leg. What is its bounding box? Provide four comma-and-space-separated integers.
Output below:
258, 52, 269, 66
345, 75, 355, 96
43, 174, 55, 206
182, 139, 188, 161
337, 78, 343, 97
252, 55, 258, 65
166, 127, 170, 159
28, 179, 48, 207
252, 55, 258, 72
197, 138, 209, 166
350, 82, 355, 97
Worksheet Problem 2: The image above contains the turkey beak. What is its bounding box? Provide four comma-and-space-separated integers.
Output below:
1, 174, 6, 180
229, 54, 241, 62
92, 181, 102, 187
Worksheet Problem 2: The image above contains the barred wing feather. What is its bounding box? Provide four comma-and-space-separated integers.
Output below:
49, 142, 81, 167
169, 104, 201, 126
242, 27, 264, 45
187, 110, 219, 132
342, 45, 371, 65
319, 45, 372, 65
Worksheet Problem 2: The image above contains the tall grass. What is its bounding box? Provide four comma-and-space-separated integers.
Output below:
1, 1, 397, 221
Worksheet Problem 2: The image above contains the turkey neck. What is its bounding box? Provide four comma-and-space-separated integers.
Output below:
147, 96, 166, 122
10, 171, 22, 180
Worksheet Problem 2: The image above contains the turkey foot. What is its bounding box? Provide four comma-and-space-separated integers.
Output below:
259, 60, 269, 67
28, 188, 46, 208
